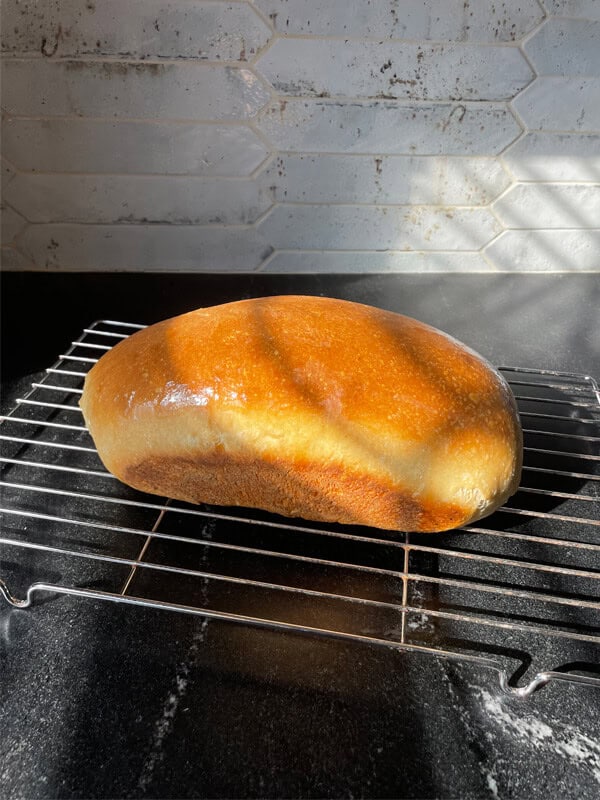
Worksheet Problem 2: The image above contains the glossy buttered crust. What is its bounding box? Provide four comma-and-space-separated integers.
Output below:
80, 296, 522, 532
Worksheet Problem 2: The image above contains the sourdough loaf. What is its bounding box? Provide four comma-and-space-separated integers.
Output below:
80, 296, 522, 532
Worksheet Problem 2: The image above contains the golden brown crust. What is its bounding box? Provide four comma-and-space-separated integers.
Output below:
80, 296, 522, 532
123, 454, 467, 533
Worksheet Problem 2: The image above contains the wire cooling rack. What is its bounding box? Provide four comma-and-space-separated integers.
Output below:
1, 320, 599, 698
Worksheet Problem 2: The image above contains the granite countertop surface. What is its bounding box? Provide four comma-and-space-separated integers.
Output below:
1, 272, 599, 800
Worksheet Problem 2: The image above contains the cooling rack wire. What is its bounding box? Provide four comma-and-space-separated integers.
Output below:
1, 320, 599, 698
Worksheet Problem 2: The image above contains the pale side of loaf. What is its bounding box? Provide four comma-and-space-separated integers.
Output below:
80, 296, 522, 533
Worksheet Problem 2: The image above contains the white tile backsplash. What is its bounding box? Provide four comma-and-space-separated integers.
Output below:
542, 0, 600, 21
523, 19, 600, 76
492, 184, 600, 228
512, 78, 600, 131
0, 245, 34, 269
0, 205, 27, 243
484, 229, 600, 271
2, 0, 599, 272
1, 158, 16, 201
502, 132, 600, 181
258, 100, 522, 155
260, 251, 491, 273
5, 174, 271, 225
253, 0, 544, 42
2, 0, 271, 61
259, 204, 501, 250
19, 224, 271, 270
2, 61, 270, 120
260, 154, 510, 205
2, 119, 269, 175
256, 39, 533, 101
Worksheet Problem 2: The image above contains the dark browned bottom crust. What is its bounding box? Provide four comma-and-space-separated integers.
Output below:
123, 455, 467, 533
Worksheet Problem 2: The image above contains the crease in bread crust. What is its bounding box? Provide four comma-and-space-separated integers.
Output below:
79, 295, 523, 533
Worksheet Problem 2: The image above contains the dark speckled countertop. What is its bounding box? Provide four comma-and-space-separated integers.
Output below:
1, 272, 599, 800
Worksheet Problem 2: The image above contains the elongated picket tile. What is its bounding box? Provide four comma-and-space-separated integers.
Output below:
2, 0, 271, 61
19, 224, 271, 270
502, 133, 600, 181
492, 184, 600, 229
2, 60, 270, 120
257, 39, 532, 101
1, 159, 17, 203
259, 204, 500, 250
1, 246, 34, 269
524, 19, 600, 77
2, 158, 16, 182
1, 205, 28, 244
258, 99, 522, 155
542, 0, 600, 21
260, 250, 490, 272
1, 118, 269, 176
484, 229, 600, 271
5, 174, 271, 225
512, 78, 600, 132
260, 154, 510, 204
254, 0, 544, 41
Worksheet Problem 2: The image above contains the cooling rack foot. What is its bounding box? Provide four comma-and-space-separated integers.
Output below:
0, 579, 32, 608
499, 670, 552, 698
499, 669, 600, 698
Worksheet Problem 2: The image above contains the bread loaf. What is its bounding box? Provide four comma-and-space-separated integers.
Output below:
80, 296, 522, 532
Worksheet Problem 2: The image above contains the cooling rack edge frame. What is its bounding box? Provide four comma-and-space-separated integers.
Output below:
1, 319, 599, 700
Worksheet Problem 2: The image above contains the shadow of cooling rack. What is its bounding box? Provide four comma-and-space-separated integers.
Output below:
1, 320, 599, 698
